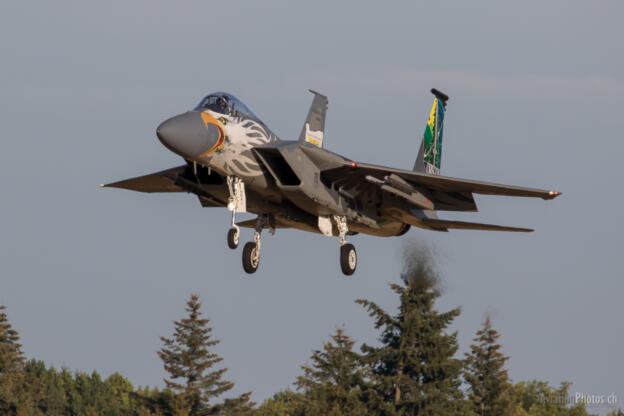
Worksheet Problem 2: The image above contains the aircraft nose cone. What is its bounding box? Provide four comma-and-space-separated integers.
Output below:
156, 112, 222, 158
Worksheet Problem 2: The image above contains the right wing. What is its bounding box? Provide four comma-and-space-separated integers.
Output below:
101, 164, 228, 208
101, 165, 187, 193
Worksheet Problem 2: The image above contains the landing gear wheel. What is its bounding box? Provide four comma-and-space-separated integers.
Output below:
242, 242, 260, 274
227, 228, 239, 249
340, 243, 357, 276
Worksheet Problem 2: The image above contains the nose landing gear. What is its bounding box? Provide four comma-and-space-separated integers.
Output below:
227, 227, 239, 249
226, 176, 245, 249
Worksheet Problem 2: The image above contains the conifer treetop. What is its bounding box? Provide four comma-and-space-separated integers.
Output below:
158, 294, 234, 413
0, 305, 24, 373
464, 315, 512, 416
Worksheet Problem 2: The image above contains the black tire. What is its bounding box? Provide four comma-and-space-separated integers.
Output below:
340, 243, 357, 276
227, 228, 239, 249
242, 242, 259, 274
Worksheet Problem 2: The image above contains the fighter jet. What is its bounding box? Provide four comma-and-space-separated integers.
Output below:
103, 89, 561, 275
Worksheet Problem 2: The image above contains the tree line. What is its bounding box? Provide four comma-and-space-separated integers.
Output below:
1, 247, 620, 415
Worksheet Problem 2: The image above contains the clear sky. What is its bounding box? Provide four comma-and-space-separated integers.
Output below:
1, 0, 622, 412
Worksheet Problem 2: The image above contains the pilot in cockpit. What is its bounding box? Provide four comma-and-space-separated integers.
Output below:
195, 93, 260, 121
217, 97, 228, 114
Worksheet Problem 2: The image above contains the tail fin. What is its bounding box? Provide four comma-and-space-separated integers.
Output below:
413, 88, 449, 175
298, 90, 328, 148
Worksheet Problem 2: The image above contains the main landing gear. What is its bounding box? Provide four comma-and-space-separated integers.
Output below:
241, 215, 271, 274
224, 173, 357, 275
236, 214, 357, 275
334, 215, 357, 275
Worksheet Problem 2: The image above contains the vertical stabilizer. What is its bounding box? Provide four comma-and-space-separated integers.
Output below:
298, 90, 328, 148
413, 88, 449, 175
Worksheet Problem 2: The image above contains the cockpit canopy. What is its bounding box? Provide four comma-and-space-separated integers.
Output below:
195, 92, 258, 119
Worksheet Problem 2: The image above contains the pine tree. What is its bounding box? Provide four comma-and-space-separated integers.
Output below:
295, 327, 368, 415
0, 305, 23, 374
158, 294, 249, 415
356, 245, 464, 415
0, 304, 30, 414
464, 316, 512, 416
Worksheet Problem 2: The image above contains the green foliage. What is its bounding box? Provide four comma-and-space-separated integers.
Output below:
0, 304, 35, 415
0, 261, 608, 416
158, 294, 251, 415
355, 245, 465, 415
24, 363, 150, 415
0, 305, 24, 373
295, 328, 368, 415
254, 391, 306, 416
0, 353, 158, 415
106, 372, 135, 409
464, 316, 512, 416
510, 380, 593, 416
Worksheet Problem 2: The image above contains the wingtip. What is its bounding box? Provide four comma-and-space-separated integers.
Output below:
546, 190, 562, 199
505, 226, 534, 232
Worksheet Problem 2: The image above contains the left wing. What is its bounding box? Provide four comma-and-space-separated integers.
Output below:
321, 161, 561, 212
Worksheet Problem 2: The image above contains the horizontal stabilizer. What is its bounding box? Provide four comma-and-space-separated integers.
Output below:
422, 218, 533, 232
101, 166, 187, 193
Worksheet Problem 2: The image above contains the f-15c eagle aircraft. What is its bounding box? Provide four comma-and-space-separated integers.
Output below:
103, 89, 561, 275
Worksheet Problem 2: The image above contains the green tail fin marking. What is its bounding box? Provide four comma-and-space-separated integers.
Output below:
412, 89, 449, 175
422, 94, 446, 175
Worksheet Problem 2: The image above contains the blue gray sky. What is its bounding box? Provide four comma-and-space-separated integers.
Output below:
1, 0, 622, 412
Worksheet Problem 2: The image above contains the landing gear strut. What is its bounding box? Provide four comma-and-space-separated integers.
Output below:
226, 176, 244, 249
334, 215, 357, 275
242, 215, 269, 274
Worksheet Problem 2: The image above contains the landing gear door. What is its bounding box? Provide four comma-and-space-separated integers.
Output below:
234, 179, 247, 213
